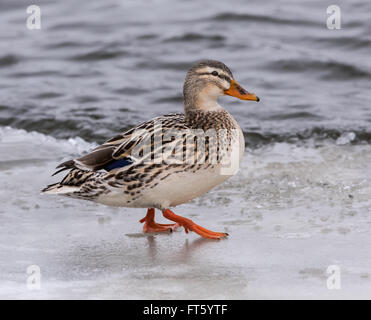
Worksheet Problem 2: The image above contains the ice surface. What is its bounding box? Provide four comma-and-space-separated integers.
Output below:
1, 127, 371, 299
336, 132, 357, 146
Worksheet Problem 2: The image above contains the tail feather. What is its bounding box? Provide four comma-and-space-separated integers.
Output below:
41, 183, 80, 195
42, 169, 95, 195
42, 182, 59, 193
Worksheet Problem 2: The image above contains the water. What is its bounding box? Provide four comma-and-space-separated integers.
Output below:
0, 0, 370, 299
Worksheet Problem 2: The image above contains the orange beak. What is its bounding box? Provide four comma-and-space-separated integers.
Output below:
224, 80, 260, 102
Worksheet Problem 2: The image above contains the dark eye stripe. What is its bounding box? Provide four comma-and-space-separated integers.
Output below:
211, 72, 231, 83
219, 74, 231, 83
197, 72, 231, 83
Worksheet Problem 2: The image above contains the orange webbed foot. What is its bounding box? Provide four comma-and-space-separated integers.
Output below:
140, 208, 179, 233
162, 208, 228, 240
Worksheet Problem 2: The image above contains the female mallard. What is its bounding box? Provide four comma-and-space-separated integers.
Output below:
43, 60, 259, 240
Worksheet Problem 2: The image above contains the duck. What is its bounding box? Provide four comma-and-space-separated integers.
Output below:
42, 60, 259, 240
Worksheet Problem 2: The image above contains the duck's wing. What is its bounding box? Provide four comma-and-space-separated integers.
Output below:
53, 113, 186, 175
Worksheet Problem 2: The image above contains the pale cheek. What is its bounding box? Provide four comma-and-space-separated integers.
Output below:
205, 85, 223, 98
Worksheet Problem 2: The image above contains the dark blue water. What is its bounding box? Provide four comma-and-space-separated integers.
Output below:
0, 0, 370, 147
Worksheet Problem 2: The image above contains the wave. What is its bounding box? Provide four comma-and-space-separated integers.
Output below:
266, 59, 371, 80
210, 12, 318, 27
69, 48, 130, 62
244, 128, 371, 148
135, 60, 192, 71
163, 33, 225, 43
1, 124, 370, 158
0, 115, 112, 143
0, 54, 21, 68
45, 41, 93, 50
0, 126, 96, 162
261, 111, 323, 121
314, 36, 371, 50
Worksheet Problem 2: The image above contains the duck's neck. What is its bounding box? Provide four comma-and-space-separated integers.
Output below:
184, 83, 225, 114
184, 96, 224, 113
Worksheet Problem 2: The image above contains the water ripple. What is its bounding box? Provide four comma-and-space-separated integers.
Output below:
0, 54, 20, 67
267, 59, 371, 80
163, 33, 225, 43
210, 12, 319, 27
70, 49, 129, 61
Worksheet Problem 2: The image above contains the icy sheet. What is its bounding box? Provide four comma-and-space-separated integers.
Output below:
0, 127, 370, 299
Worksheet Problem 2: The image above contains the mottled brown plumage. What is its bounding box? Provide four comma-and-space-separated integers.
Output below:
42, 60, 259, 240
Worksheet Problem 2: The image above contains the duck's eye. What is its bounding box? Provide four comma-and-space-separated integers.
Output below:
211, 71, 219, 76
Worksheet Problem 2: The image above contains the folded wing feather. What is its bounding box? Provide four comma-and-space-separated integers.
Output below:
53, 114, 186, 175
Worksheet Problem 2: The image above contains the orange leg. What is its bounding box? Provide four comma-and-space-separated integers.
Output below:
162, 208, 228, 240
139, 208, 179, 233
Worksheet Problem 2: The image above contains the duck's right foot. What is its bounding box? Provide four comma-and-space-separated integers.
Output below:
140, 208, 179, 233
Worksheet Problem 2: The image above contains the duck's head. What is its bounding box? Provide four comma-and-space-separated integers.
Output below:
183, 60, 259, 112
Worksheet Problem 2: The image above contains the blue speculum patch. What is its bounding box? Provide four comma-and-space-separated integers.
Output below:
103, 157, 134, 171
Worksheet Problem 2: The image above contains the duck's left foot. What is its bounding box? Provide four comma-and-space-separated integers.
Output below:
140, 208, 179, 233
162, 208, 228, 240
